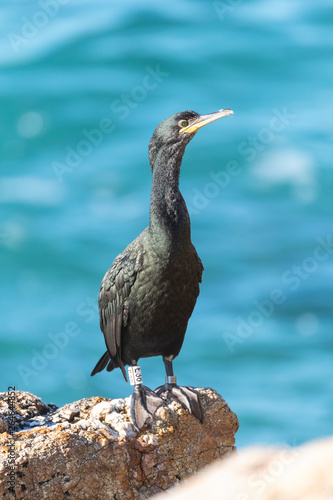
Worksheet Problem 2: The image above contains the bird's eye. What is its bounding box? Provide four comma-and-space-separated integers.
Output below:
178, 120, 188, 128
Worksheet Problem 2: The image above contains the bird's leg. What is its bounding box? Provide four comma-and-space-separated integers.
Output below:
128, 364, 164, 430
154, 357, 204, 423
164, 356, 177, 386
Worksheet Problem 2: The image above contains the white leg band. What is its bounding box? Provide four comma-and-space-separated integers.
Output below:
128, 365, 143, 386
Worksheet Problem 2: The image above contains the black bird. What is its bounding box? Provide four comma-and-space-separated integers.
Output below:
91, 108, 233, 429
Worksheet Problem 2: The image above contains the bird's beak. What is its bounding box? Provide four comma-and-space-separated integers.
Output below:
179, 108, 233, 134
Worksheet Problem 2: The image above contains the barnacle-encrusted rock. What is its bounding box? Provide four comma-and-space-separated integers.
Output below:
0, 388, 238, 499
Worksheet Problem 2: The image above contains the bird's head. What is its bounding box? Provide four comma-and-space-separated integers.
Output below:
148, 109, 233, 170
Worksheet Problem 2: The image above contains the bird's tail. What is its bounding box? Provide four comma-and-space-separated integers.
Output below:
91, 351, 128, 382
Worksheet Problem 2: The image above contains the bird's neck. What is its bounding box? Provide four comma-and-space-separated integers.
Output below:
149, 143, 191, 247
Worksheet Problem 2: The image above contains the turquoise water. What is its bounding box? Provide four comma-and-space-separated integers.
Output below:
1, 1, 332, 447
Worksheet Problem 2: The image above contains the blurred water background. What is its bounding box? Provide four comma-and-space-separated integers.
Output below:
1, 0, 332, 448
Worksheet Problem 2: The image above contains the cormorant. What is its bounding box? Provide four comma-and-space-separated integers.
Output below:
91, 108, 233, 429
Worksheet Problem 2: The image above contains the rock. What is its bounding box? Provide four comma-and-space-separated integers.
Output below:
153, 436, 333, 500
0, 388, 238, 499
0, 391, 56, 432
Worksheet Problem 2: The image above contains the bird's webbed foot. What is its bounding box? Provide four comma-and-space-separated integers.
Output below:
130, 384, 164, 430
128, 366, 164, 430
154, 379, 203, 423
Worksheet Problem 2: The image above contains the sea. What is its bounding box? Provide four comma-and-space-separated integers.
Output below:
1, 0, 332, 448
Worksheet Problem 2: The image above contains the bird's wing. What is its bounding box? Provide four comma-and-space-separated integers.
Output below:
98, 248, 143, 378
192, 243, 204, 283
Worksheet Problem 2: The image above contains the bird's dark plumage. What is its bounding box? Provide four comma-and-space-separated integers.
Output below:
91, 108, 233, 428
